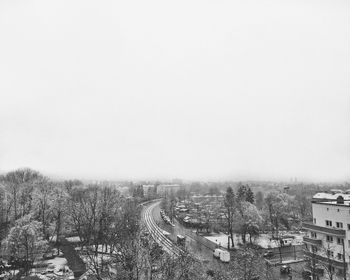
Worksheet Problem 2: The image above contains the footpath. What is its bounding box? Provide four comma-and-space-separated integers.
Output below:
58, 237, 86, 278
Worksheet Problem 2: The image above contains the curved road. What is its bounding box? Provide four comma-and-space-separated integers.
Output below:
142, 201, 183, 257
142, 200, 304, 279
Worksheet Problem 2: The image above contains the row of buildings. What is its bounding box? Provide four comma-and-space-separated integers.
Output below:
142, 184, 182, 195
174, 194, 225, 231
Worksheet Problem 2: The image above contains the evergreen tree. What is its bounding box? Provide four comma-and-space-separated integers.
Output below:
237, 184, 254, 204
236, 183, 247, 202
255, 191, 264, 209
245, 187, 255, 204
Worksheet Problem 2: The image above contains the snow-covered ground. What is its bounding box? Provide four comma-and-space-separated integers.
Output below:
66, 236, 82, 243
75, 244, 115, 254
204, 232, 305, 249
47, 257, 68, 270
204, 234, 232, 248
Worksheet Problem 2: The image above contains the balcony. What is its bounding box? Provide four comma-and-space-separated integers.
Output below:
304, 250, 347, 269
302, 222, 346, 237
303, 236, 322, 246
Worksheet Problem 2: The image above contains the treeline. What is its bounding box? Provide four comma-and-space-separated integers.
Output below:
0, 168, 231, 280
0, 169, 326, 280
166, 182, 313, 246
0, 168, 152, 279
226, 183, 314, 244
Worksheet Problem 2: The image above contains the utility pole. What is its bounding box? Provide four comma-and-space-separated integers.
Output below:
342, 239, 347, 280
265, 261, 270, 280
279, 239, 283, 263
293, 245, 296, 260
308, 244, 317, 280
312, 253, 316, 280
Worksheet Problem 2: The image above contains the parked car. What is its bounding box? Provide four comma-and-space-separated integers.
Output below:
177, 235, 186, 246
151, 265, 159, 272
42, 252, 55, 260
280, 265, 291, 274
263, 250, 274, 258
45, 264, 55, 274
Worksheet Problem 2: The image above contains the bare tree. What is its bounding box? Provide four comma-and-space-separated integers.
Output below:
264, 191, 290, 238
2, 168, 44, 221
224, 186, 235, 249
156, 249, 209, 280
305, 242, 346, 280
1, 214, 48, 275
67, 184, 123, 280
227, 247, 273, 280
33, 180, 53, 239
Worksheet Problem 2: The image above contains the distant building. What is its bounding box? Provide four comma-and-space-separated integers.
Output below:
157, 184, 181, 195
191, 194, 224, 203
117, 186, 130, 197
142, 184, 154, 194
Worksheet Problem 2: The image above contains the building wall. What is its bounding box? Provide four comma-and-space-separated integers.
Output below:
311, 203, 350, 262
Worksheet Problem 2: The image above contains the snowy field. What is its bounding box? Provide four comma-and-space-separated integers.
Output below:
204, 232, 305, 249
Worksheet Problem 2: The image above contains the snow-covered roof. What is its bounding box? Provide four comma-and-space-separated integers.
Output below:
313, 192, 350, 200
312, 192, 350, 206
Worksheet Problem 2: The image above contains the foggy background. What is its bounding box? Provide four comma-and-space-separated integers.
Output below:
0, 0, 349, 182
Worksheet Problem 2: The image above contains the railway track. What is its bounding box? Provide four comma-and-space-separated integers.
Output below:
142, 201, 183, 257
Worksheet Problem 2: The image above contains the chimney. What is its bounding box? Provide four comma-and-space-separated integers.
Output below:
336, 195, 344, 204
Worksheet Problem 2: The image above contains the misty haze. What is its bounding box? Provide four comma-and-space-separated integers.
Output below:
0, 0, 349, 279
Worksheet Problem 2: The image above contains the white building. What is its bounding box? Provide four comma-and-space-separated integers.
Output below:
303, 193, 350, 278
156, 184, 181, 195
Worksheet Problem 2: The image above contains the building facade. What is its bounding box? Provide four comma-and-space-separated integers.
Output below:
303, 193, 350, 279
156, 184, 181, 195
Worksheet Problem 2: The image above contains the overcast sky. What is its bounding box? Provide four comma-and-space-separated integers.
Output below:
0, 0, 349, 182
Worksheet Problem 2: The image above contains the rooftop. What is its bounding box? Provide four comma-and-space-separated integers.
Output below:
312, 191, 350, 202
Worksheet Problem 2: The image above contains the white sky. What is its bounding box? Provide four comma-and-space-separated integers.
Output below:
0, 0, 349, 182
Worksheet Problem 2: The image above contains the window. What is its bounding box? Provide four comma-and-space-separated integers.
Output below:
348, 240, 350, 248
327, 208, 329, 211
313, 218, 316, 224
326, 220, 333, 227
337, 253, 343, 260
311, 245, 318, 253
348, 224, 350, 230
327, 250, 334, 258
311, 232, 317, 238
337, 209, 340, 212
326, 235, 334, 242
337, 238, 344, 245
336, 222, 343, 228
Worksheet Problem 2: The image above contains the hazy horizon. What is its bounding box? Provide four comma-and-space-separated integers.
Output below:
1, 0, 350, 182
